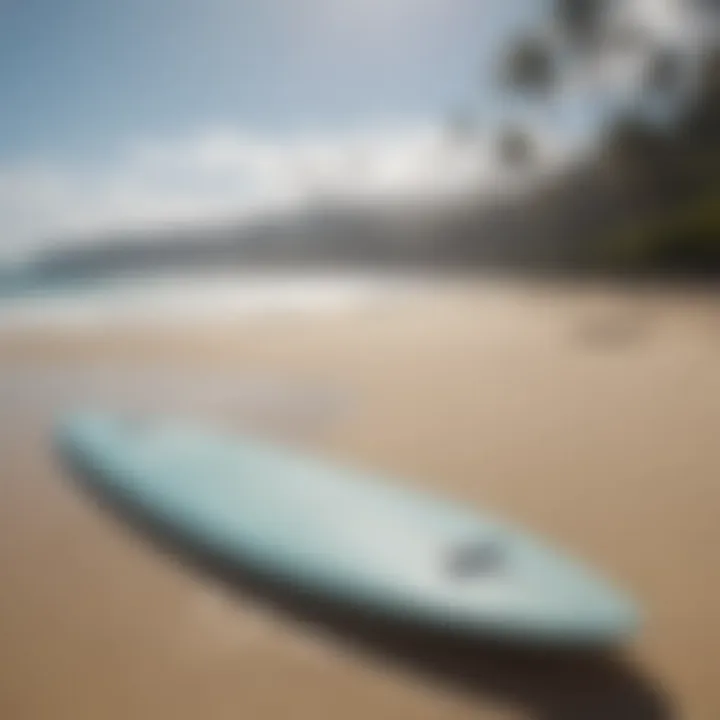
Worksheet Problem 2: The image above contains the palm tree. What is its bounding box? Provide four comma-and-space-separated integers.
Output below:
497, 125, 536, 168
553, 0, 609, 50
500, 34, 557, 97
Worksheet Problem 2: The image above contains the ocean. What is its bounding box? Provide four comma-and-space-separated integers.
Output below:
0, 272, 412, 330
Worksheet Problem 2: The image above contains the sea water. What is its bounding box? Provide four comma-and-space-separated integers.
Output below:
0, 271, 408, 330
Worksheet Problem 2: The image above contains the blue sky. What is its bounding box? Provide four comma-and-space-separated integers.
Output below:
0, 0, 532, 166
0, 0, 544, 257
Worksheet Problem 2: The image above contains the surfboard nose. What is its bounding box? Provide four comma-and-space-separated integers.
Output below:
527, 560, 640, 644
561, 584, 639, 643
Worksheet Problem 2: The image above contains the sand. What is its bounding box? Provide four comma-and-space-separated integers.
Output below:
0, 278, 718, 720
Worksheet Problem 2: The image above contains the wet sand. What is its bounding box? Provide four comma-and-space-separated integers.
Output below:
0, 279, 718, 720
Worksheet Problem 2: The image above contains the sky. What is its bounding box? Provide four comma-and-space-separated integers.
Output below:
0, 0, 536, 163
0, 0, 546, 259
0, 0, 708, 260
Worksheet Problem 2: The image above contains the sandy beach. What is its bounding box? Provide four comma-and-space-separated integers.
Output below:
0, 277, 718, 720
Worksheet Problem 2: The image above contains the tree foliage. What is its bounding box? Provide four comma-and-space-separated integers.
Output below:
497, 125, 536, 168
493, 0, 720, 271
553, 0, 609, 49
501, 35, 557, 96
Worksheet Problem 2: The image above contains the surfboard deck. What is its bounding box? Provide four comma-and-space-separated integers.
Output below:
56, 413, 638, 645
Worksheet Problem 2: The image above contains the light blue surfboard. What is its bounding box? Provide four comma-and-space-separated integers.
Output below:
56, 413, 638, 645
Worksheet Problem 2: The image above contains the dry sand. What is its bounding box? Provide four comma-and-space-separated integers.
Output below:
0, 278, 718, 720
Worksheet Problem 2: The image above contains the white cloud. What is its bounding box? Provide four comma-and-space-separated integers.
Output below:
0, 121, 572, 262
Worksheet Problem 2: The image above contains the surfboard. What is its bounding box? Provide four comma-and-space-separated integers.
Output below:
56, 412, 638, 645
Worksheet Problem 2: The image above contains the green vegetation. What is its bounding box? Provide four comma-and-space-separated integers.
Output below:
602, 191, 720, 273
595, 52, 720, 272
493, 0, 720, 274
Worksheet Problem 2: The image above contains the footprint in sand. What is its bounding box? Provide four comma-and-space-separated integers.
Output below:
571, 306, 658, 350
